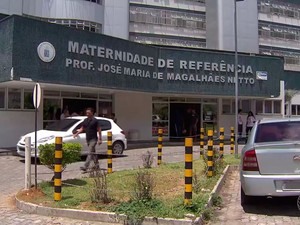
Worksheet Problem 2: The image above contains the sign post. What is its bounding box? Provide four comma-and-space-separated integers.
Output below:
33, 83, 41, 189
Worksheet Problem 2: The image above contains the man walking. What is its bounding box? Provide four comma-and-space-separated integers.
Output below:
73, 108, 102, 171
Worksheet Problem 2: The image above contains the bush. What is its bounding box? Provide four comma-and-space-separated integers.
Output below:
39, 142, 82, 171
90, 170, 111, 204
132, 169, 155, 201
141, 151, 154, 169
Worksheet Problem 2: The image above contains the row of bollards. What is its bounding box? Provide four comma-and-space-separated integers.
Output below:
25, 127, 235, 202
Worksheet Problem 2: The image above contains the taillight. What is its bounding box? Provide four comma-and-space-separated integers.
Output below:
243, 149, 259, 171
121, 130, 125, 136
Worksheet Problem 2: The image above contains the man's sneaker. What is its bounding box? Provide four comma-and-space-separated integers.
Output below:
80, 166, 87, 172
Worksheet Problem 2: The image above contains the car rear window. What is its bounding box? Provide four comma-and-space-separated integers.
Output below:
255, 121, 300, 143
98, 120, 111, 131
45, 119, 80, 131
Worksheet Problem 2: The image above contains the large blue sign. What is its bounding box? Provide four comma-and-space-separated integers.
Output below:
1, 15, 283, 97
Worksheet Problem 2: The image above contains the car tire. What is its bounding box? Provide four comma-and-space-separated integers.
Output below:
112, 141, 124, 155
241, 186, 254, 205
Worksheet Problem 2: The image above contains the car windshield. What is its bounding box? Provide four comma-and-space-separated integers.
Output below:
255, 121, 300, 143
45, 119, 80, 131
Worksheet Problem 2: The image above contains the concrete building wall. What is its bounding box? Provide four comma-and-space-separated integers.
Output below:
206, 0, 259, 53
0, 0, 104, 28
114, 92, 152, 141
104, 0, 129, 39
0, 110, 43, 148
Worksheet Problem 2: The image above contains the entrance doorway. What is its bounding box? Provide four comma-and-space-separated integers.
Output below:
170, 103, 200, 140
63, 98, 97, 116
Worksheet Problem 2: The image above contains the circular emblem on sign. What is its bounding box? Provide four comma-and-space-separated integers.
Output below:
37, 42, 56, 62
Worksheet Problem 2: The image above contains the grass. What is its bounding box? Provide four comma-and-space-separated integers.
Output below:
17, 154, 240, 221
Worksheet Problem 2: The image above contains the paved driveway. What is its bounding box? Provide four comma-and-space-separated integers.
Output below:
0, 145, 203, 224
4, 144, 299, 225
209, 169, 300, 225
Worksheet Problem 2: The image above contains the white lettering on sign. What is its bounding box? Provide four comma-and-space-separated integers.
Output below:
65, 40, 268, 86
68, 41, 154, 67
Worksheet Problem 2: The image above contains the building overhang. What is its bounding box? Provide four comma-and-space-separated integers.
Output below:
0, 15, 284, 98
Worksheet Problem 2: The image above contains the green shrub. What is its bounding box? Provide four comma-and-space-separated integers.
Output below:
132, 169, 155, 201
39, 142, 82, 171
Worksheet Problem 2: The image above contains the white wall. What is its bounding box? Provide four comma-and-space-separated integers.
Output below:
206, 0, 259, 53
114, 92, 152, 140
0, 110, 43, 148
0, 0, 104, 26
0, 0, 23, 15
104, 0, 129, 39
23, 0, 104, 24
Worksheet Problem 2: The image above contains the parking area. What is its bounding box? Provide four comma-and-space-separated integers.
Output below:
2, 144, 300, 224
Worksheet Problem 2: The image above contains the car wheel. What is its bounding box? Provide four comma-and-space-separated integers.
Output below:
241, 186, 254, 205
112, 141, 124, 155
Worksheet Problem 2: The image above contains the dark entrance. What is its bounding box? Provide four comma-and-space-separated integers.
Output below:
170, 103, 201, 140
63, 99, 97, 116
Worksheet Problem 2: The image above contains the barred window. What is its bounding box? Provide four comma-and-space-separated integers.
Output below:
129, 6, 206, 30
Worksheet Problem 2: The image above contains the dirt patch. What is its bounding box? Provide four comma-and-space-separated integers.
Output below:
17, 188, 46, 203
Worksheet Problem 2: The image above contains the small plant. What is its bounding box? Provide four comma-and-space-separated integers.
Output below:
201, 147, 223, 176
90, 170, 110, 203
201, 208, 213, 222
193, 170, 203, 194
141, 151, 154, 168
132, 169, 155, 201
39, 142, 82, 172
211, 194, 223, 207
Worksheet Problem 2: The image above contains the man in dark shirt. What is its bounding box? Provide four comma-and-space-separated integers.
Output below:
73, 108, 102, 171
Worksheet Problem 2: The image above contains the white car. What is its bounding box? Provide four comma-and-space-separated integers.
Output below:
17, 116, 127, 157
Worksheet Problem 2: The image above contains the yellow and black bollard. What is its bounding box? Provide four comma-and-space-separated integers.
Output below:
157, 128, 163, 166
107, 131, 113, 174
200, 127, 204, 159
230, 127, 234, 155
219, 127, 224, 161
54, 137, 62, 201
184, 138, 193, 206
207, 130, 213, 177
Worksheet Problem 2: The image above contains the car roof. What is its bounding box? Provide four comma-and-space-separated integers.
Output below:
65, 116, 113, 122
258, 117, 300, 124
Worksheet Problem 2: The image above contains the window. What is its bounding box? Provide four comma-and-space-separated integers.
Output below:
8, 88, 21, 109
98, 120, 111, 131
152, 103, 169, 136
256, 100, 263, 114
241, 100, 251, 114
292, 105, 297, 115
255, 122, 300, 143
98, 101, 112, 117
222, 99, 231, 114
24, 90, 34, 109
274, 101, 281, 113
0, 89, 5, 109
265, 100, 272, 113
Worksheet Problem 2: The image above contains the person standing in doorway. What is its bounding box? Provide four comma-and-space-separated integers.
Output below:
73, 107, 102, 171
246, 111, 256, 137
238, 109, 243, 139
111, 113, 117, 123
190, 109, 199, 138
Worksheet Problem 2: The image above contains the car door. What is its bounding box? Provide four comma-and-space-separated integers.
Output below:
97, 119, 112, 153
71, 122, 88, 155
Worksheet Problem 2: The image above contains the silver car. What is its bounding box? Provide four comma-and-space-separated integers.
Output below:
240, 117, 300, 205
17, 116, 127, 157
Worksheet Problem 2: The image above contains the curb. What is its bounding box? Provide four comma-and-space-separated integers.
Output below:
15, 166, 235, 225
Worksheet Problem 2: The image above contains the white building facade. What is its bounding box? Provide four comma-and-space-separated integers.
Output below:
0, 0, 291, 148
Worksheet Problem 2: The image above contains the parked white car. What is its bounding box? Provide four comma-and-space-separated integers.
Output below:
240, 117, 300, 205
17, 116, 127, 157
